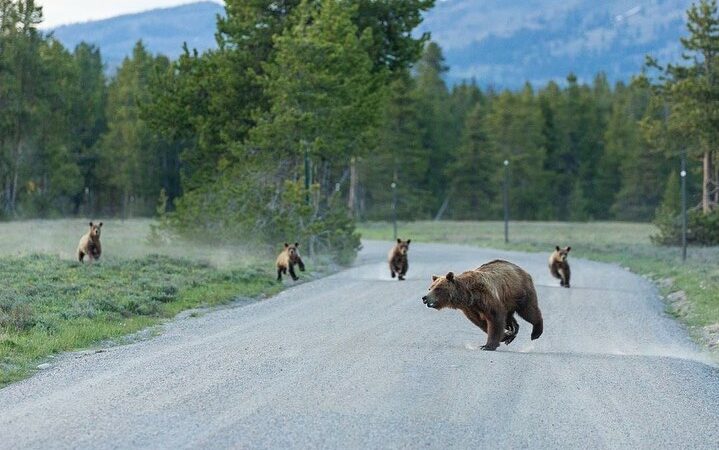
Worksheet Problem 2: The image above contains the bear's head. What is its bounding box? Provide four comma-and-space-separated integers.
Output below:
284, 242, 300, 259
395, 238, 411, 256
554, 246, 571, 261
422, 272, 458, 310
89, 221, 103, 239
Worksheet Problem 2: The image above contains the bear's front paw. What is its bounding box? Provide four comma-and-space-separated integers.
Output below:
480, 344, 498, 351
391, 272, 396, 278
502, 334, 516, 345
398, 276, 405, 281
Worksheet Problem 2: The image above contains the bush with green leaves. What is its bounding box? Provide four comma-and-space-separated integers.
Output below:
653, 209, 719, 246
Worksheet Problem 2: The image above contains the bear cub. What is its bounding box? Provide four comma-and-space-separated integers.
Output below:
388, 238, 411, 281
276, 242, 305, 282
422, 260, 544, 351
77, 221, 103, 263
549, 246, 571, 288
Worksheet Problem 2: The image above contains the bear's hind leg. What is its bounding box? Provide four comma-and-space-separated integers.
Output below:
517, 300, 543, 340
289, 264, 299, 281
503, 313, 519, 345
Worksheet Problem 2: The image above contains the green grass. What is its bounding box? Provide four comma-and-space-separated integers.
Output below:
359, 221, 719, 348
0, 219, 292, 387
0, 254, 283, 386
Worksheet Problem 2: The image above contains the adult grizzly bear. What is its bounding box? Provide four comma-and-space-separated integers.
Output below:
388, 238, 411, 281
549, 246, 571, 288
276, 242, 305, 282
77, 221, 103, 263
422, 260, 543, 351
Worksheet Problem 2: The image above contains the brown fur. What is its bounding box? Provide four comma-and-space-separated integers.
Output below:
549, 246, 571, 288
422, 260, 544, 351
77, 222, 103, 263
276, 242, 305, 282
388, 238, 411, 281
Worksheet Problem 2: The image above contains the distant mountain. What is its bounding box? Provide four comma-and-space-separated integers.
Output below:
51, 2, 224, 74
420, 0, 693, 87
51, 0, 693, 87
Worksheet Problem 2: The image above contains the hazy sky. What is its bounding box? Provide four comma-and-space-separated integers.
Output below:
38, 0, 223, 29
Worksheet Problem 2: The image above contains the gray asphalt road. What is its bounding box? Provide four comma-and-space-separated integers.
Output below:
1, 241, 718, 449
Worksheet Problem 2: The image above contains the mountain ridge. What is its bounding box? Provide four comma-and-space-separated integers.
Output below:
51, 0, 693, 87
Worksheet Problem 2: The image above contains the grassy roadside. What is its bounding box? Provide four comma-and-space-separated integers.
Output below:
359, 221, 719, 353
0, 219, 300, 387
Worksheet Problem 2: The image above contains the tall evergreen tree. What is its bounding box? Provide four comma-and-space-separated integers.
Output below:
648, 0, 719, 213
363, 74, 427, 220
446, 100, 499, 220
414, 42, 452, 216
99, 42, 176, 217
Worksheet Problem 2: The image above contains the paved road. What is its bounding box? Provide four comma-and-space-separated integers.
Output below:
1, 241, 718, 449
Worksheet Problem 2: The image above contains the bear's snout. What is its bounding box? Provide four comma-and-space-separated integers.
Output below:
422, 295, 437, 308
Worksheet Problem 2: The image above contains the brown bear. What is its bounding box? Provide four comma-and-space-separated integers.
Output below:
422, 260, 543, 351
388, 238, 411, 280
276, 242, 305, 282
77, 221, 102, 263
549, 246, 571, 288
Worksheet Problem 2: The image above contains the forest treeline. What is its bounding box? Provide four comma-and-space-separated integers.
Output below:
2, 0, 718, 256
0, 0, 181, 218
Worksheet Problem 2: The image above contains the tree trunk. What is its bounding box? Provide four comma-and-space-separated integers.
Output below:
702, 150, 713, 213
714, 150, 719, 206
347, 157, 357, 217
434, 194, 450, 221
8, 125, 22, 216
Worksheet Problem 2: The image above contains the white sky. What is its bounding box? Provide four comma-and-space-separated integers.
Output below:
38, 0, 223, 29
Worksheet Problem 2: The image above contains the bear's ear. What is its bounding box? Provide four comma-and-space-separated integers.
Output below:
431, 275, 439, 282
446, 272, 455, 282
284, 243, 289, 248
397, 238, 402, 244
566, 246, 571, 252
89, 221, 94, 227
294, 242, 299, 247
406, 239, 411, 245
98, 222, 103, 227
555, 245, 560, 251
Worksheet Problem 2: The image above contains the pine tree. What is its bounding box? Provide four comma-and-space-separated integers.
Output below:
414, 42, 452, 216
650, 0, 719, 213
251, 0, 380, 188
0, 0, 44, 216
485, 86, 551, 220
98, 42, 173, 217
446, 101, 499, 219
69, 43, 107, 214
363, 74, 427, 220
